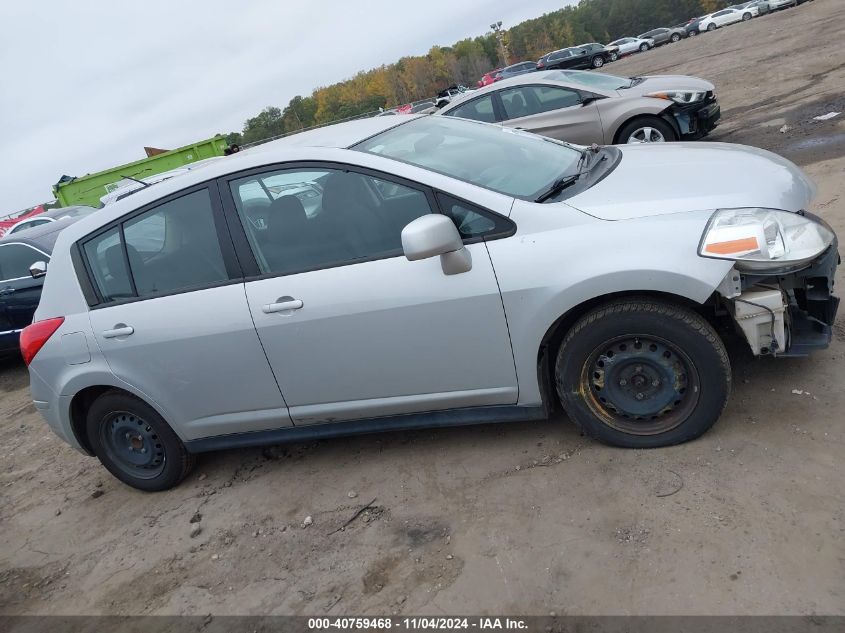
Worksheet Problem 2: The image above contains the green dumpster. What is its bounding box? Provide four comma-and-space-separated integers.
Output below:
53, 136, 229, 208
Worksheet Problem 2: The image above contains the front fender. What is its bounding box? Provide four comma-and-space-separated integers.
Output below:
488, 205, 733, 406
599, 96, 673, 143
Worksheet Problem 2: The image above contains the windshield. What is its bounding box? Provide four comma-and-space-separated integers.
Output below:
353, 116, 581, 199
547, 69, 631, 91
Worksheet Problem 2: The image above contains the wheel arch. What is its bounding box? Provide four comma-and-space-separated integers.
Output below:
611, 111, 680, 144
535, 290, 716, 415
68, 383, 179, 454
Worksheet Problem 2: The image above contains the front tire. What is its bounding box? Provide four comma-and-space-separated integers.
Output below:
591, 55, 605, 68
86, 390, 195, 491
554, 298, 731, 448
639, 43, 649, 52
670, 33, 681, 42
617, 116, 677, 144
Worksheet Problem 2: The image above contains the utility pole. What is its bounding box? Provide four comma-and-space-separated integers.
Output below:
490, 21, 509, 67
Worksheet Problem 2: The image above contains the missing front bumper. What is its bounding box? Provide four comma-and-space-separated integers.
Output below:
722, 240, 840, 357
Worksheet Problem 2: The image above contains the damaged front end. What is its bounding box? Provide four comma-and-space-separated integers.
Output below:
710, 211, 840, 357
717, 250, 839, 356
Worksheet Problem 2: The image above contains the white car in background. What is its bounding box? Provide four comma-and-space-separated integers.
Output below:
699, 7, 747, 31
607, 36, 655, 56
5, 205, 98, 235
731, 1, 761, 17
768, 0, 798, 9
99, 157, 223, 206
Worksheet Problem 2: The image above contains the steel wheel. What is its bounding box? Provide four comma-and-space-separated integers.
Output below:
627, 126, 666, 143
580, 335, 701, 436
99, 410, 166, 480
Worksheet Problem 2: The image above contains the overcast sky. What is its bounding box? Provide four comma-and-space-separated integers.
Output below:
0, 1, 577, 213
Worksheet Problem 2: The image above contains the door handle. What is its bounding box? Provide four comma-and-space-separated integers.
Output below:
102, 325, 134, 338
262, 297, 304, 314
0, 287, 15, 296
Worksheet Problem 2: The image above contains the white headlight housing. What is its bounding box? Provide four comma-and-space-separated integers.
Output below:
647, 90, 706, 104
699, 208, 834, 272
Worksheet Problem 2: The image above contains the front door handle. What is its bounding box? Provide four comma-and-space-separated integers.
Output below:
102, 325, 134, 338
262, 296, 304, 314
0, 287, 15, 296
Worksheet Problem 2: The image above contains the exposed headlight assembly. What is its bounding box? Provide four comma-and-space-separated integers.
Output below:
648, 90, 706, 104
699, 208, 834, 272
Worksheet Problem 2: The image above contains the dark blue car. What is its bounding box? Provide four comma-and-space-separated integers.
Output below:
0, 217, 79, 356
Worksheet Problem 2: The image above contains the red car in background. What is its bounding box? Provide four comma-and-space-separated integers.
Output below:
0, 205, 45, 238
477, 68, 503, 87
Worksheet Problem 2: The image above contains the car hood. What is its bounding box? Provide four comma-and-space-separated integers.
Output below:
565, 143, 816, 220
619, 74, 715, 97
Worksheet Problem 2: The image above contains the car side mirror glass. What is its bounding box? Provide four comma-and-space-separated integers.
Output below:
401, 215, 472, 275
30, 261, 48, 279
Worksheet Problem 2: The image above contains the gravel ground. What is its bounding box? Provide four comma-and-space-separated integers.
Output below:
1, 0, 844, 616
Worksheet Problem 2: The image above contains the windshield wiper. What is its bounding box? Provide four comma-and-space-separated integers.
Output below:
535, 174, 581, 203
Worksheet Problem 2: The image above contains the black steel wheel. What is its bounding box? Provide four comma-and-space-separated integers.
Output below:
86, 390, 195, 491
581, 335, 700, 436
555, 298, 731, 448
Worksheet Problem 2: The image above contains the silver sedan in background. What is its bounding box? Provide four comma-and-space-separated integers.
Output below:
436, 69, 721, 145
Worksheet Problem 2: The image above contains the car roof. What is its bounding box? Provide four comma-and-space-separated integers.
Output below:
41, 205, 97, 219
0, 215, 83, 253
45, 115, 422, 241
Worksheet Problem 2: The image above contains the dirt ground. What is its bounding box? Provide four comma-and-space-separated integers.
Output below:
2, 0, 844, 617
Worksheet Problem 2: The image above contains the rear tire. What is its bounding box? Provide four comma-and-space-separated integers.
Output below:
707, 22, 717, 31
86, 390, 195, 491
554, 298, 731, 448
742, 12, 752, 20
609, 51, 619, 62
689, 30, 698, 36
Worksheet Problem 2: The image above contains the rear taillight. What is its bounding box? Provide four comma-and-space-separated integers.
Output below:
20, 317, 64, 365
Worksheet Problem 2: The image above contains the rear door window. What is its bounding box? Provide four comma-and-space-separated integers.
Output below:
82, 188, 231, 304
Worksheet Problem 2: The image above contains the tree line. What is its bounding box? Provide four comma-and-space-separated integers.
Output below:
225, 0, 727, 146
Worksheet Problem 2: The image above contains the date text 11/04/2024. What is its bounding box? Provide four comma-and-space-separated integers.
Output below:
307, 617, 529, 630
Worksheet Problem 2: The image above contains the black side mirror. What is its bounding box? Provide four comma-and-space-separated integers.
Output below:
580, 94, 606, 106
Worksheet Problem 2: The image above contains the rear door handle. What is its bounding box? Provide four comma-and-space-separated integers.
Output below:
102, 325, 134, 338
262, 297, 304, 314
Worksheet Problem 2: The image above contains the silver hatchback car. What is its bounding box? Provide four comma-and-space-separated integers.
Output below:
25, 115, 839, 490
